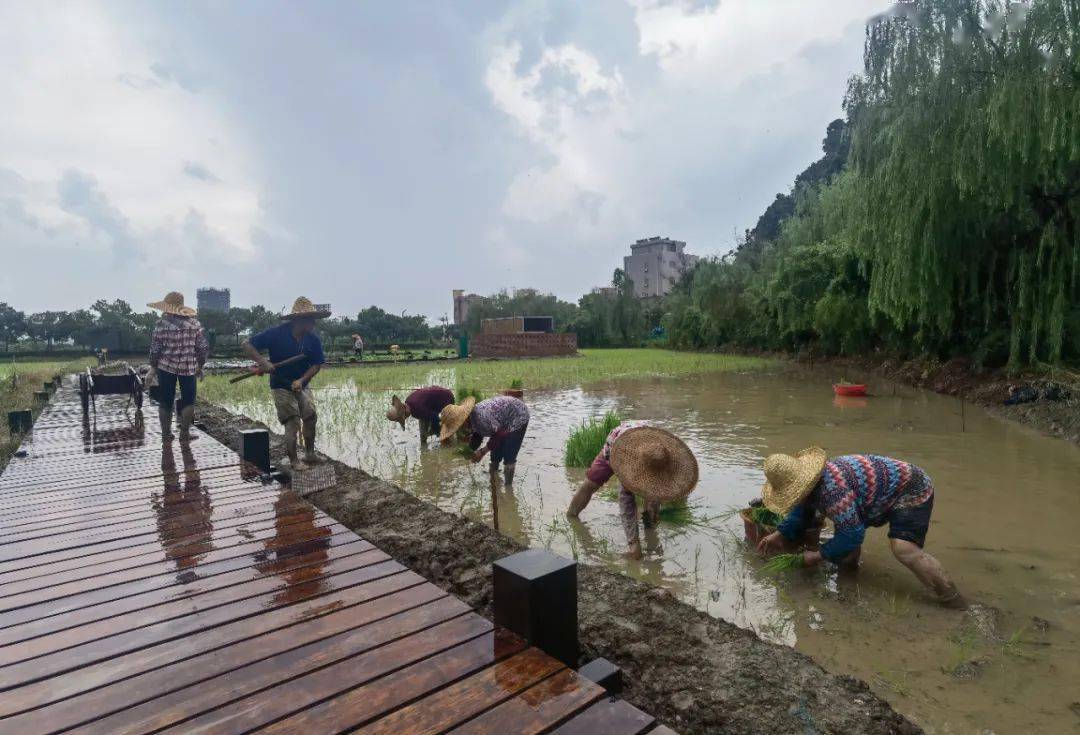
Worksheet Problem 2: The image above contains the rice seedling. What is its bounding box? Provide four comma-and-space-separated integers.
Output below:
454, 386, 484, 404
747, 506, 785, 527
762, 553, 804, 574
509, 377, 524, 389
563, 411, 622, 467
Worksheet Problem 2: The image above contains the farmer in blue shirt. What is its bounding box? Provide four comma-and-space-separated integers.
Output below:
242, 297, 329, 471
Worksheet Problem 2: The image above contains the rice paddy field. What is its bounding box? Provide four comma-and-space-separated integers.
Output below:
205, 348, 1080, 734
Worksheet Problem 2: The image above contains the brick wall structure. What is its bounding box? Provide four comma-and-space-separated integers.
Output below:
470, 332, 578, 358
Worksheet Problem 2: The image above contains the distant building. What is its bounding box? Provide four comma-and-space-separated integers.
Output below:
622, 237, 698, 298
196, 287, 231, 312
315, 303, 332, 314
591, 286, 618, 298
452, 290, 487, 325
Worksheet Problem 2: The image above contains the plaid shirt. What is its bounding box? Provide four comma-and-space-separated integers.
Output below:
150, 315, 209, 376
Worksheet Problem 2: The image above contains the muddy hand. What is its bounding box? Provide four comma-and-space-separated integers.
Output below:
757, 531, 786, 556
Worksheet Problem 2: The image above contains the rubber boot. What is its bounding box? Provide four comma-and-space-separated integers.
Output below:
178, 405, 198, 442
302, 418, 319, 464
503, 462, 516, 489
158, 406, 175, 442
285, 418, 307, 471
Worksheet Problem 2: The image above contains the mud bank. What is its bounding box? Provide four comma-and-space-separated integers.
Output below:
790, 354, 1080, 446
196, 400, 917, 735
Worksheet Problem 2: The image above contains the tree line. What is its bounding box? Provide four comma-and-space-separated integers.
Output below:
665, 0, 1080, 368
0, 300, 448, 354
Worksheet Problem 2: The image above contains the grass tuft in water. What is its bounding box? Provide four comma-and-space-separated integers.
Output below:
563, 411, 622, 467
762, 553, 804, 574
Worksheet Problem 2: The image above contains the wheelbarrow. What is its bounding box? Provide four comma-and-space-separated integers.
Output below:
79, 365, 144, 415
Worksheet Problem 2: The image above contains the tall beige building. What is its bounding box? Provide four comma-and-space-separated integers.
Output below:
622, 237, 698, 298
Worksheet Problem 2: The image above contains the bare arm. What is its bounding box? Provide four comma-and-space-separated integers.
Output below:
291, 363, 321, 390
241, 340, 273, 373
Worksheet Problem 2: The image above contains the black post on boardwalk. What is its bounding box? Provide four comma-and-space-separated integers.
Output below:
240, 428, 271, 473
493, 548, 579, 667
7, 409, 32, 435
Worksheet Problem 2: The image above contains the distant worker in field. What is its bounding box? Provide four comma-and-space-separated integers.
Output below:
242, 297, 329, 471
439, 394, 529, 488
566, 421, 698, 559
386, 385, 455, 444
148, 291, 208, 444
352, 333, 364, 359
756, 449, 964, 607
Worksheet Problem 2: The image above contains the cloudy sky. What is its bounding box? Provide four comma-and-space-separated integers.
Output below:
0, 0, 888, 321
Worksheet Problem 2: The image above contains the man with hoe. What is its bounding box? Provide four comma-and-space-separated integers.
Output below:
386, 385, 455, 444
565, 420, 698, 559
756, 448, 964, 607
242, 297, 329, 471
147, 291, 209, 444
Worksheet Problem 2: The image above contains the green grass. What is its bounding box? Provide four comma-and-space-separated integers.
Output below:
200, 348, 772, 404
0, 357, 95, 379
564, 411, 622, 467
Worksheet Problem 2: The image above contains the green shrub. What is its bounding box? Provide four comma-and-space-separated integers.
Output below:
564, 412, 622, 467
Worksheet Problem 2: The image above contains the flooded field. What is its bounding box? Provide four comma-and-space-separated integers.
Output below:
217, 362, 1080, 733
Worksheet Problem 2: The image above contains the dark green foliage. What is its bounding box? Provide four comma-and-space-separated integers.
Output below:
667, 0, 1079, 368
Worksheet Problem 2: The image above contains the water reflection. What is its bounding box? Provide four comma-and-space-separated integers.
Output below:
156, 442, 211, 580
260, 495, 333, 606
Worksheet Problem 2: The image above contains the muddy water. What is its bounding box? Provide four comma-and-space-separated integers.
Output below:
222, 365, 1080, 734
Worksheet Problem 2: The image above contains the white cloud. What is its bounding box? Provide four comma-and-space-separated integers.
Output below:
0, 1, 262, 272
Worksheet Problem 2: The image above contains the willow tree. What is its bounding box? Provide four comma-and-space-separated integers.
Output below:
845, 0, 1079, 365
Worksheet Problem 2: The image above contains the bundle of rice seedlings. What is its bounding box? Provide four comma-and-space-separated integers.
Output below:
762, 553, 804, 574
563, 412, 622, 467
509, 378, 524, 389
454, 386, 484, 404
748, 506, 785, 527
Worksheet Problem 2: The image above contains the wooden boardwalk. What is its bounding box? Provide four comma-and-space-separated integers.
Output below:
1, 380, 669, 734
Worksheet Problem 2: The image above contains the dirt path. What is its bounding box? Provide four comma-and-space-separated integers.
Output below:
196, 400, 918, 734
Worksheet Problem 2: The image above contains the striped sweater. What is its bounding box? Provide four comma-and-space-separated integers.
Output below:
779, 455, 934, 561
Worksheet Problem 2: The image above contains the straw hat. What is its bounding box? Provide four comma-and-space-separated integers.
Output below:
610, 427, 699, 504
438, 396, 476, 442
147, 291, 196, 317
760, 447, 827, 515
386, 395, 409, 429
281, 297, 331, 321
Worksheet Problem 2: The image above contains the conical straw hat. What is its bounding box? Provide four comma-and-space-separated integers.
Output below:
147, 291, 196, 317
386, 395, 408, 429
609, 426, 698, 504
281, 296, 331, 320
438, 396, 476, 442
760, 447, 827, 515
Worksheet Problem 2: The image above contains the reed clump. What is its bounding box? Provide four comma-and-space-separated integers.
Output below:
563, 411, 621, 467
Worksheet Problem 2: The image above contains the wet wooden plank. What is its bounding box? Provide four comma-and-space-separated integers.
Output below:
0, 481, 270, 534
66, 607, 495, 735
0, 572, 437, 717
1, 533, 372, 633
0, 508, 336, 580
549, 698, 657, 735
2, 544, 388, 664
252, 630, 532, 735
0, 485, 281, 544
0, 516, 349, 594
0, 508, 339, 607
447, 668, 604, 735
0, 495, 316, 564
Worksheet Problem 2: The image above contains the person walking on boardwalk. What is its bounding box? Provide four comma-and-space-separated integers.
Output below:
439, 394, 529, 488
242, 297, 329, 471
148, 291, 208, 444
756, 449, 965, 607
565, 421, 698, 559
386, 385, 455, 444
